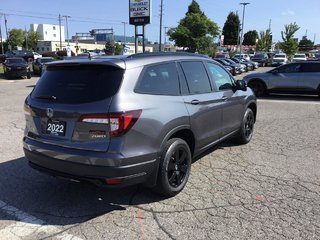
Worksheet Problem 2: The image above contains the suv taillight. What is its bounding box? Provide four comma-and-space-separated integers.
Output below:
79, 110, 142, 137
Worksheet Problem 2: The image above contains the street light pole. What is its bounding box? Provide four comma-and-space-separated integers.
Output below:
122, 22, 127, 44
239, 2, 250, 55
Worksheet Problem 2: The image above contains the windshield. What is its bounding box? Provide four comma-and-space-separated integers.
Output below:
40, 58, 54, 63
294, 54, 306, 58
253, 54, 264, 58
274, 54, 286, 58
6, 58, 25, 64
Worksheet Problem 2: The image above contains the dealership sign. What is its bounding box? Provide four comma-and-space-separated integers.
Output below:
129, 0, 151, 25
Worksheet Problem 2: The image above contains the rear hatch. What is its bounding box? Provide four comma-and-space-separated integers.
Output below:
24, 63, 125, 152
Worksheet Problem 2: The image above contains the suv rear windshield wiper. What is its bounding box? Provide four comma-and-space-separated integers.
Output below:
35, 95, 57, 100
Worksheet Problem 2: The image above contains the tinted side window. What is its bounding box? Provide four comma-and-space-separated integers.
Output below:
135, 62, 180, 95
206, 62, 234, 91
278, 63, 301, 73
31, 65, 124, 104
302, 63, 320, 72
180, 61, 212, 94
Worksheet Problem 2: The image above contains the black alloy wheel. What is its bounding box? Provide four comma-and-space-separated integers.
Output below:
235, 108, 255, 144
155, 138, 191, 197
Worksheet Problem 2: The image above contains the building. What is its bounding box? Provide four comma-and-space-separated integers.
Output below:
31, 24, 65, 42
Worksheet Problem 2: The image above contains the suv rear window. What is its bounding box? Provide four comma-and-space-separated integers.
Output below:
31, 64, 124, 104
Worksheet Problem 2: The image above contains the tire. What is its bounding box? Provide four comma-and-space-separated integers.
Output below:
154, 138, 192, 197
235, 108, 255, 144
248, 80, 266, 97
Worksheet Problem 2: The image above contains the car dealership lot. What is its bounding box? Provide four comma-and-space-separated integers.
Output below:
0, 74, 320, 239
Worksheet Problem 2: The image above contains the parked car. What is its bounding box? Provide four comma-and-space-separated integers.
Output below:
215, 52, 230, 58
231, 58, 251, 72
234, 53, 250, 61
32, 57, 55, 75
243, 61, 320, 97
5, 50, 35, 62
292, 53, 307, 62
224, 58, 247, 73
3, 57, 31, 79
271, 53, 288, 66
233, 58, 255, 71
213, 58, 241, 75
23, 52, 257, 197
33, 52, 42, 60
251, 53, 269, 67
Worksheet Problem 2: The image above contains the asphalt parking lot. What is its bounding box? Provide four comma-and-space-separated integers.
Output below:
0, 69, 320, 240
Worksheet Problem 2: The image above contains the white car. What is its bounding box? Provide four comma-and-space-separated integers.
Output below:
272, 53, 288, 66
234, 53, 250, 61
33, 52, 42, 60
292, 53, 307, 62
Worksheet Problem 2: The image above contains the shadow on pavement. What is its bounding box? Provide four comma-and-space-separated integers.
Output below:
0, 157, 164, 226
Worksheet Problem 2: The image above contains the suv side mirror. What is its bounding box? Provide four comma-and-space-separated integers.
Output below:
235, 80, 247, 91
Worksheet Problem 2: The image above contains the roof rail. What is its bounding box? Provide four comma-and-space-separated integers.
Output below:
128, 52, 210, 59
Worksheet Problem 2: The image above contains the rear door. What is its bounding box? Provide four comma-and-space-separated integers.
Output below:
298, 62, 320, 91
25, 63, 124, 152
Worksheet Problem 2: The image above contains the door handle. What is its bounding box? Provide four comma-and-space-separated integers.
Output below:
221, 96, 228, 101
190, 100, 200, 105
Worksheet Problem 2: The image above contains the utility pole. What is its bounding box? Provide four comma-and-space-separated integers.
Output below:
236, 10, 241, 52
159, 0, 163, 52
4, 14, 10, 50
268, 19, 272, 31
59, 14, 62, 50
164, 26, 168, 51
0, 14, 3, 54
0, 24, 3, 54
239, 2, 250, 55
63, 15, 71, 44
25, 26, 28, 50
122, 22, 127, 44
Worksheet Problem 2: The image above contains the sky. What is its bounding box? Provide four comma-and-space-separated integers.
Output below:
0, 0, 319, 44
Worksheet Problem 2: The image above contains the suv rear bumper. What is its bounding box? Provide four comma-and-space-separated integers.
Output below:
23, 139, 159, 188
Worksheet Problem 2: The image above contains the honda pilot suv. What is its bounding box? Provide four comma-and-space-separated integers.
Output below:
23, 53, 257, 197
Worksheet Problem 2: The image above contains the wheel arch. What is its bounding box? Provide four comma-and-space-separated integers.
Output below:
247, 102, 257, 122
158, 126, 195, 157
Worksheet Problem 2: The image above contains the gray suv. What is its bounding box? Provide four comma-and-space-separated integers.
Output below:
23, 53, 257, 197
243, 61, 320, 97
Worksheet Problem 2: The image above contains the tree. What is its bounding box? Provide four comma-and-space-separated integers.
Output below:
187, 0, 202, 14
104, 38, 115, 55
256, 29, 272, 52
8, 28, 25, 49
222, 12, 240, 45
23, 31, 41, 50
298, 36, 314, 51
114, 42, 122, 55
279, 22, 300, 60
242, 30, 258, 45
168, 0, 219, 54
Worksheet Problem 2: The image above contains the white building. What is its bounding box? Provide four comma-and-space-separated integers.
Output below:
31, 24, 65, 42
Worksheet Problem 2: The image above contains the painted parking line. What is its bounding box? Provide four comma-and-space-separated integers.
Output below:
0, 200, 83, 240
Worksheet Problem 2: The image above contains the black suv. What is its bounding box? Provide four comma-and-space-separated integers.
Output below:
3, 57, 32, 79
23, 53, 257, 197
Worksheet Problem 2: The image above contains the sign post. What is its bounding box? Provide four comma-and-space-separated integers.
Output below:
129, 0, 151, 53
